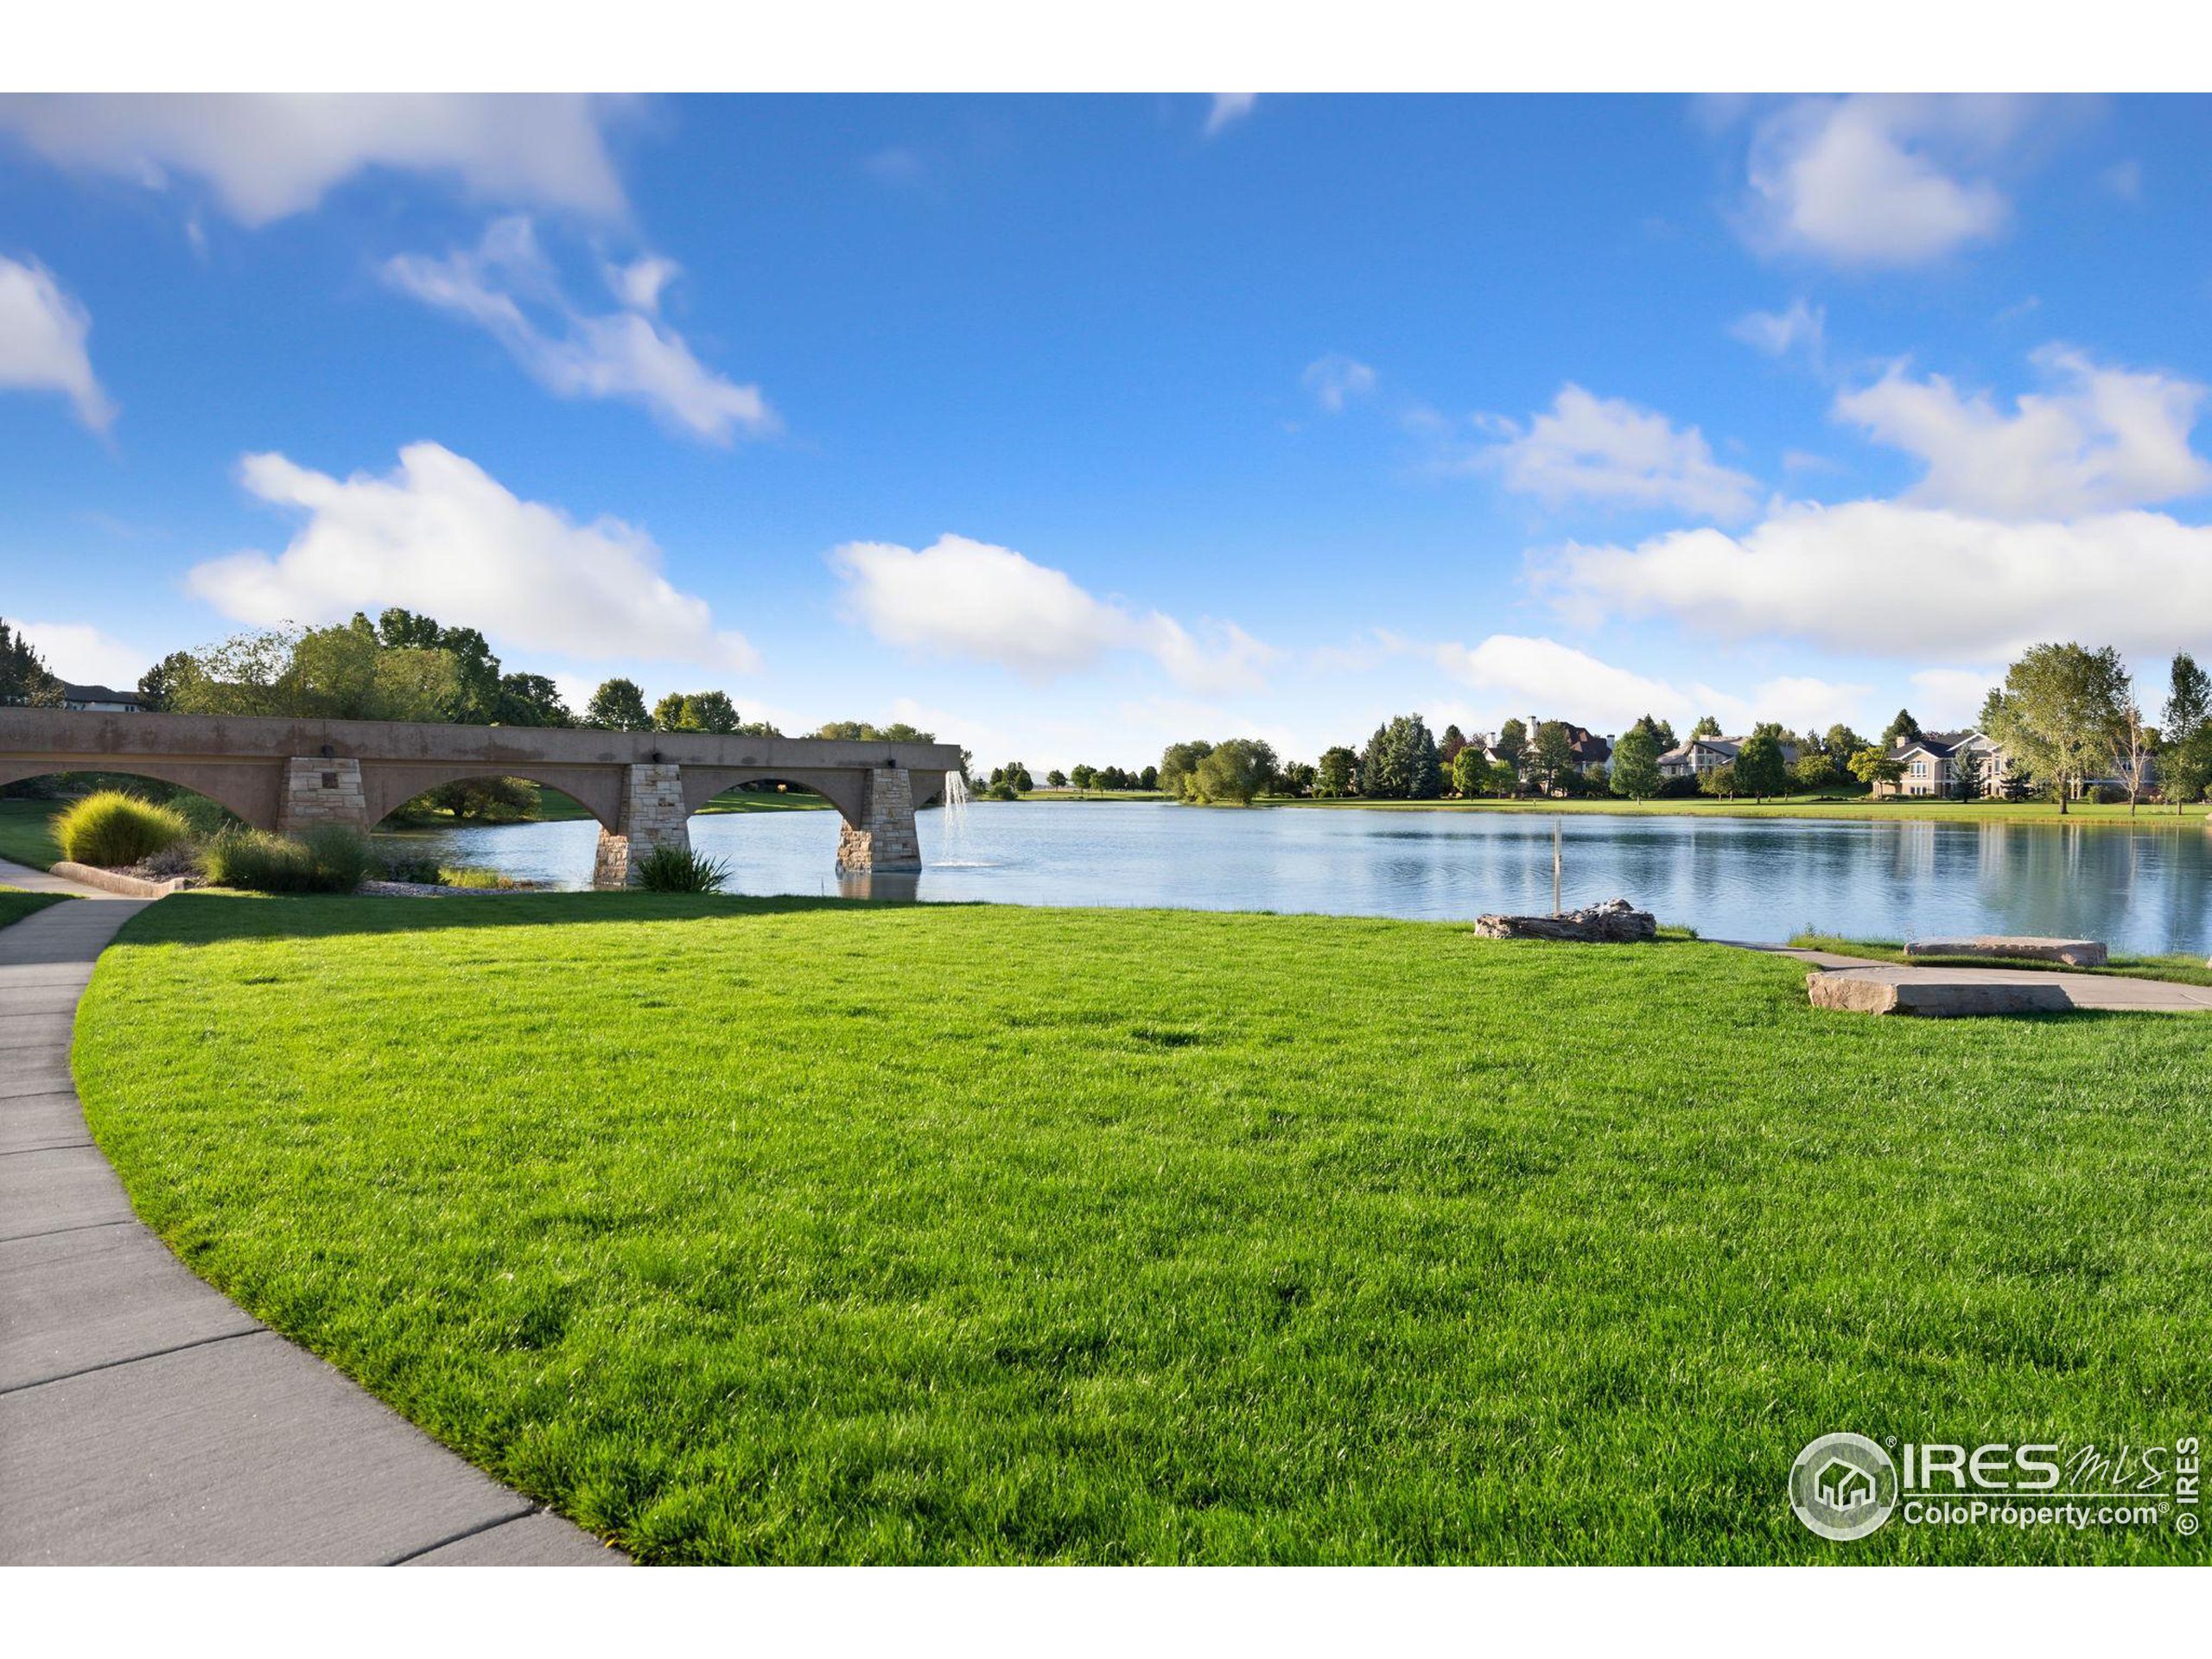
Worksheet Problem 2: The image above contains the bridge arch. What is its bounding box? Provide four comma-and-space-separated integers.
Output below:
0, 760, 275, 831
358, 762, 622, 831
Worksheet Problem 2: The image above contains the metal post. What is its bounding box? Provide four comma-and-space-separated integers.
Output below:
1552, 817, 1562, 916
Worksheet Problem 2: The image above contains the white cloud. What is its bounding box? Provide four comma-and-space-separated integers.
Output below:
0, 94, 626, 226
17, 621, 145, 689
1478, 385, 1760, 523
1544, 498, 2212, 663
1834, 346, 2211, 518
384, 217, 774, 444
829, 533, 1274, 695
1204, 95, 1258, 137
1302, 354, 1376, 413
188, 442, 757, 671
1729, 299, 1825, 370
2102, 159, 2143, 202
1910, 667, 2003, 727
1745, 95, 2017, 267
1430, 632, 1866, 735
0, 256, 114, 430
605, 252, 680, 315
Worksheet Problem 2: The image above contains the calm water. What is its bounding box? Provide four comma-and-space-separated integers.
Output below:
379, 802, 2212, 953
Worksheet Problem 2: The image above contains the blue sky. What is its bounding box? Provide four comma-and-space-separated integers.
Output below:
3, 92, 2209, 767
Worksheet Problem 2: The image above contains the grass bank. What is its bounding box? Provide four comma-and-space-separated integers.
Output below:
0, 798, 66, 868
76, 895, 2211, 1564
0, 885, 70, 929
1281, 793, 2212, 828
1789, 932, 2212, 989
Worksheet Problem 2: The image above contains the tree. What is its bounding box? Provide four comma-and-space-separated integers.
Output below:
585, 677, 654, 732
1608, 723, 1662, 800
137, 651, 194, 713
652, 692, 694, 732
493, 672, 572, 728
1190, 738, 1277, 804
1733, 732, 1788, 802
410, 776, 539, 823
0, 620, 65, 707
2162, 652, 2212, 812
1277, 760, 1316, 797
1046, 769, 1068, 789
1158, 740, 1215, 800
1315, 747, 1357, 798
1069, 764, 1098, 792
1492, 718, 1529, 775
1139, 766, 1159, 791
1625, 714, 1675, 756
1360, 714, 1442, 800
1848, 747, 1905, 794
1981, 643, 2130, 815
1952, 744, 1986, 802
1450, 744, 1494, 798
1439, 724, 1467, 765
1880, 708, 1923, 748
1821, 723, 1866, 760
1790, 751, 1841, 793
1697, 760, 1738, 798
1689, 715, 1721, 740
156, 628, 294, 716
2112, 701, 2157, 816
1530, 721, 1576, 795
683, 690, 741, 734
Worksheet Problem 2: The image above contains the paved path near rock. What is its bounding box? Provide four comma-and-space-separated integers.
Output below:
1725, 941, 2212, 1014
0, 857, 622, 1566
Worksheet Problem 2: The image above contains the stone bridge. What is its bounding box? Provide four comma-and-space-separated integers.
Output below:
0, 708, 963, 887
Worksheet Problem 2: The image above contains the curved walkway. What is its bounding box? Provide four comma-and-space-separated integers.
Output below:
0, 859, 623, 1565
1725, 941, 2212, 1012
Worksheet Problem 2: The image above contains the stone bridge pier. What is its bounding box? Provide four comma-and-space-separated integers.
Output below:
591, 764, 690, 888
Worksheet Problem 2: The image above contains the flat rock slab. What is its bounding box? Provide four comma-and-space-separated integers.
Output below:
1905, 935, 2108, 967
1810, 966, 2074, 1016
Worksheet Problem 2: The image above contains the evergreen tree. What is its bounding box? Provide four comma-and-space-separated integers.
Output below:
0, 620, 63, 706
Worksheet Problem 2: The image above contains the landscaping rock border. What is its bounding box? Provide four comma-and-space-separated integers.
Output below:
48, 861, 192, 899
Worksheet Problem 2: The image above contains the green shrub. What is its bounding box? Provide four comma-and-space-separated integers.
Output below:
202, 825, 368, 894
632, 844, 733, 893
438, 865, 524, 890
372, 849, 446, 885
54, 790, 190, 868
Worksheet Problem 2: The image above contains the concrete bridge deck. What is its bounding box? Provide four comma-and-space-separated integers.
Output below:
0, 707, 964, 886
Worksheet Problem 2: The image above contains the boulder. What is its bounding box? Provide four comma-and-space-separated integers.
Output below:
1904, 935, 2107, 967
1471, 897, 1657, 943
1808, 967, 2073, 1017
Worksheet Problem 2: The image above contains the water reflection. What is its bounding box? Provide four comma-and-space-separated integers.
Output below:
378, 804, 2212, 953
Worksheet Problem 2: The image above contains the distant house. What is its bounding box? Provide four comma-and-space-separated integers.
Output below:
1873, 730, 2012, 798
60, 683, 144, 714
1656, 734, 1799, 781
1503, 715, 1611, 779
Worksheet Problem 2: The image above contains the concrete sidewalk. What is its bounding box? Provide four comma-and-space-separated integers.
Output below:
0, 857, 623, 1565
1729, 941, 2212, 1013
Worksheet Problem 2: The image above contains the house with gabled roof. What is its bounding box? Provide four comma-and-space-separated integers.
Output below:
1872, 730, 2013, 798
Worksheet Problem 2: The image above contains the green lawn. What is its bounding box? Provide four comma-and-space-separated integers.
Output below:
0, 798, 66, 868
1789, 932, 2212, 989
74, 895, 2212, 1564
0, 884, 70, 929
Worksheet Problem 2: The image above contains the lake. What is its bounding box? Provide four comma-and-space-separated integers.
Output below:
380, 801, 2212, 953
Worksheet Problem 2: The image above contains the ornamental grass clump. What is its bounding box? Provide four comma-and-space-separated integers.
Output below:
202, 825, 370, 894
54, 790, 191, 868
632, 844, 734, 893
